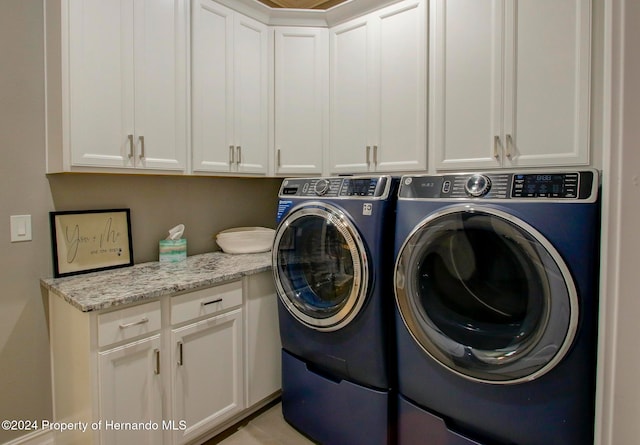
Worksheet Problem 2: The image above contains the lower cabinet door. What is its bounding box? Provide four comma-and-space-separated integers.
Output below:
171, 308, 245, 444
98, 334, 164, 445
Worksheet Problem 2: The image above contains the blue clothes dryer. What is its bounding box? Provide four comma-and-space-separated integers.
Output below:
393, 170, 600, 445
273, 176, 398, 445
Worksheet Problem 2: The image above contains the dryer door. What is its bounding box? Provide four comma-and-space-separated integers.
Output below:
273, 202, 369, 331
395, 206, 578, 384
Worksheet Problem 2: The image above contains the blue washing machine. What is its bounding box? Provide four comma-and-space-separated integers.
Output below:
393, 170, 600, 445
272, 176, 398, 445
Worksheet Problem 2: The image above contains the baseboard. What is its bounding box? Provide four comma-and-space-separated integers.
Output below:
2, 429, 53, 445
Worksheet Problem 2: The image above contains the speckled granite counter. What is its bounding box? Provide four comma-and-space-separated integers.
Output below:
41, 251, 272, 312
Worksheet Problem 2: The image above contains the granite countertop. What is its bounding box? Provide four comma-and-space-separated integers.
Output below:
41, 251, 273, 312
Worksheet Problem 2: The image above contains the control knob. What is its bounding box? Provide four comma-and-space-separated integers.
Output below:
314, 179, 330, 196
465, 174, 491, 197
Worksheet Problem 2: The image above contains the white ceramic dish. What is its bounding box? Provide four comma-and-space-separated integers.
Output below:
216, 227, 275, 254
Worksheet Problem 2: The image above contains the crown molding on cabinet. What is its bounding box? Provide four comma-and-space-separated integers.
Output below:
213, 0, 402, 27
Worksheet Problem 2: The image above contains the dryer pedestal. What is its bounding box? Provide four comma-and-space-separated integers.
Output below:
397, 395, 481, 445
281, 350, 392, 445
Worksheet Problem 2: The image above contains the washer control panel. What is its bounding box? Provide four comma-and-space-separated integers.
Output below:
279, 176, 391, 199
464, 174, 492, 197
399, 171, 597, 201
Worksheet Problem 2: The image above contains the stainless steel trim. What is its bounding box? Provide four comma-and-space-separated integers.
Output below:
119, 317, 149, 329
394, 205, 580, 385
272, 202, 369, 332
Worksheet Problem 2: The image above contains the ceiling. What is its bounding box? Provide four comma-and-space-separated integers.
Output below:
256, 0, 350, 10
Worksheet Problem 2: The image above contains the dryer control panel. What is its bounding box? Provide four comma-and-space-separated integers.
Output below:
279, 176, 392, 199
399, 170, 598, 201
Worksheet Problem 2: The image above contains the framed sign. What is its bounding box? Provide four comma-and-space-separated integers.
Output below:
50, 209, 134, 278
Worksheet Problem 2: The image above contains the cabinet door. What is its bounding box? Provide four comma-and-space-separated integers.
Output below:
233, 14, 269, 174
245, 273, 281, 406
98, 335, 163, 445
329, 17, 373, 174
503, 0, 591, 167
274, 27, 328, 175
431, 0, 503, 170
133, 0, 187, 171
191, 0, 235, 173
172, 309, 244, 444
374, 0, 427, 172
68, 0, 135, 168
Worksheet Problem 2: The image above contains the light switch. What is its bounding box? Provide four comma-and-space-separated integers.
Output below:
10, 215, 32, 242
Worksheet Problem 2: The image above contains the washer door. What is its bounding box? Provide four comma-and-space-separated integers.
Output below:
395, 206, 578, 384
273, 202, 369, 331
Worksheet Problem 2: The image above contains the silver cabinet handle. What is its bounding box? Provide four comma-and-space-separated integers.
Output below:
154, 349, 160, 375
236, 146, 242, 165
373, 145, 378, 166
139, 135, 145, 159
366, 146, 371, 165
493, 136, 501, 160
505, 134, 513, 158
277, 149, 281, 168
128, 134, 134, 159
119, 317, 149, 329
229, 145, 235, 164
177, 341, 183, 366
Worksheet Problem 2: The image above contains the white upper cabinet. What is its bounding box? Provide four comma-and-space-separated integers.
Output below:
192, 0, 269, 175
46, 0, 188, 173
329, 0, 427, 174
274, 27, 328, 176
431, 0, 591, 170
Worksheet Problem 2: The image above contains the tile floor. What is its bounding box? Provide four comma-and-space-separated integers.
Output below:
205, 402, 317, 445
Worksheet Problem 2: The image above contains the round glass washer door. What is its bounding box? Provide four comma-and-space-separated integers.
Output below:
273, 202, 369, 332
395, 206, 578, 384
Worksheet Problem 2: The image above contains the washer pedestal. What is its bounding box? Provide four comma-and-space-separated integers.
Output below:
281, 350, 391, 445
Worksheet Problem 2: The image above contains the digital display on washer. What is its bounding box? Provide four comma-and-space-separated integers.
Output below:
342, 178, 378, 196
512, 173, 578, 198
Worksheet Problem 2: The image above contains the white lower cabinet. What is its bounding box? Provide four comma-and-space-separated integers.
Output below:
98, 335, 164, 445
48, 272, 280, 445
170, 284, 245, 444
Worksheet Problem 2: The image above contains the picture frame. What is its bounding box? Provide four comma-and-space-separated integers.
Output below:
50, 209, 134, 278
